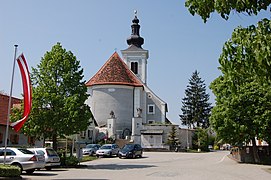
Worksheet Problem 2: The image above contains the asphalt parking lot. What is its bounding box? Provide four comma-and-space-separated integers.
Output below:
21, 151, 271, 180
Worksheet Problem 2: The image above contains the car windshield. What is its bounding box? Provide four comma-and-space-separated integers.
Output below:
36, 150, 45, 155
123, 144, 134, 151
100, 145, 112, 149
86, 144, 95, 148
18, 148, 34, 154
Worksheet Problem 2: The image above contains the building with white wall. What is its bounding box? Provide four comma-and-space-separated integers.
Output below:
85, 13, 173, 149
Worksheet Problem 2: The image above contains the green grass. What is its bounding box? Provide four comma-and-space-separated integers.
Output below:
80, 155, 98, 162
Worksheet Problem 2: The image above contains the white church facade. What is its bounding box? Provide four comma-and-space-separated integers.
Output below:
84, 13, 178, 149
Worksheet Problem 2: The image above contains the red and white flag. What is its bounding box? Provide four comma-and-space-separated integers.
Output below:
11, 54, 32, 132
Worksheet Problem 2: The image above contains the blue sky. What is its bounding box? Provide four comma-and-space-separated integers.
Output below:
0, 1, 270, 125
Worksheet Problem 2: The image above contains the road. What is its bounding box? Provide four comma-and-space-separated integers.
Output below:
21, 151, 271, 180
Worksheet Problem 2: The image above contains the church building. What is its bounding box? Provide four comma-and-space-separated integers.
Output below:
85, 13, 176, 149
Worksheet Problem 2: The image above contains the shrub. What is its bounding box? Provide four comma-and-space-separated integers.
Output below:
0, 164, 21, 177
65, 155, 79, 166
214, 145, 220, 150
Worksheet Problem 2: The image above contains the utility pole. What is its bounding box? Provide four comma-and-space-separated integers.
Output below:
186, 108, 189, 150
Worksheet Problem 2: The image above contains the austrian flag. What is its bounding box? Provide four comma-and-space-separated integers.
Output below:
11, 54, 32, 132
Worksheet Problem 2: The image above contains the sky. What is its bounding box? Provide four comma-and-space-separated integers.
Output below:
0, 1, 270, 125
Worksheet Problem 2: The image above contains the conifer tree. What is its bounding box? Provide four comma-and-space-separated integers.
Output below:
180, 70, 212, 129
167, 125, 180, 150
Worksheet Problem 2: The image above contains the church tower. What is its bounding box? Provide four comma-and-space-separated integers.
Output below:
121, 11, 149, 84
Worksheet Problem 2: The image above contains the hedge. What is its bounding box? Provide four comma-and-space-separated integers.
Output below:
0, 164, 21, 177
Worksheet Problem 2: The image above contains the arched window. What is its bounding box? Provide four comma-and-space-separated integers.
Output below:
131, 62, 138, 74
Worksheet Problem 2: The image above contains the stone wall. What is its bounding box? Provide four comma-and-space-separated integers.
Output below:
230, 146, 271, 164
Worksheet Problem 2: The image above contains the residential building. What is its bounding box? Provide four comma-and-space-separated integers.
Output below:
0, 93, 42, 147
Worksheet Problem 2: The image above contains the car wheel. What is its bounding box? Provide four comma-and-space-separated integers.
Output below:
89, 151, 94, 156
25, 169, 35, 174
45, 167, 52, 171
12, 163, 22, 175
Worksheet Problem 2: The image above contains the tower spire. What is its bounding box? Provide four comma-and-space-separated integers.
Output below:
126, 10, 144, 48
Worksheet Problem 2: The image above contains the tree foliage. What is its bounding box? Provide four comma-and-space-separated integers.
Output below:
209, 19, 271, 162
210, 19, 271, 146
13, 43, 92, 149
180, 70, 212, 129
219, 19, 271, 82
185, 0, 271, 22
185, 0, 271, 163
192, 128, 214, 152
167, 125, 180, 149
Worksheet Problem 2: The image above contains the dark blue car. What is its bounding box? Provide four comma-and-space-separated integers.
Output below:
118, 144, 143, 159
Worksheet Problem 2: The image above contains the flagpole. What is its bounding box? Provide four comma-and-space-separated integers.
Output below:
4, 45, 18, 164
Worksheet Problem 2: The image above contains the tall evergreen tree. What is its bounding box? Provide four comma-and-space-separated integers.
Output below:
180, 70, 212, 129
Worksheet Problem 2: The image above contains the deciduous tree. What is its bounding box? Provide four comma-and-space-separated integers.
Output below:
185, 0, 271, 163
12, 43, 92, 150
185, 0, 271, 22
210, 19, 271, 162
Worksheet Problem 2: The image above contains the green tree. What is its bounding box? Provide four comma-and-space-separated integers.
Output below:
185, 0, 271, 22
192, 128, 212, 152
167, 125, 180, 150
211, 77, 271, 162
209, 19, 271, 162
185, 0, 271, 163
16, 43, 92, 150
180, 70, 212, 129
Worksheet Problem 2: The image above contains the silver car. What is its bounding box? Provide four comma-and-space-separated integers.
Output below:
96, 144, 119, 157
0, 147, 45, 174
28, 148, 60, 170
82, 144, 101, 156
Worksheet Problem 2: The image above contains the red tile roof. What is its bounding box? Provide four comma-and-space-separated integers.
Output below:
86, 52, 143, 87
0, 93, 21, 125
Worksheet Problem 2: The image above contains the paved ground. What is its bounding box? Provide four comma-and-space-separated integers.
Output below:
21, 151, 271, 180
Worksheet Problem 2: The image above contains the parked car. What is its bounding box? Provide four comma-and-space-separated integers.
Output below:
82, 144, 101, 156
118, 144, 143, 159
0, 147, 45, 174
28, 147, 60, 170
96, 144, 119, 157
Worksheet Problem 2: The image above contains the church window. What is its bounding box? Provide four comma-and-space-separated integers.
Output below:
148, 104, 155, 114
131, 62, 138, 74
